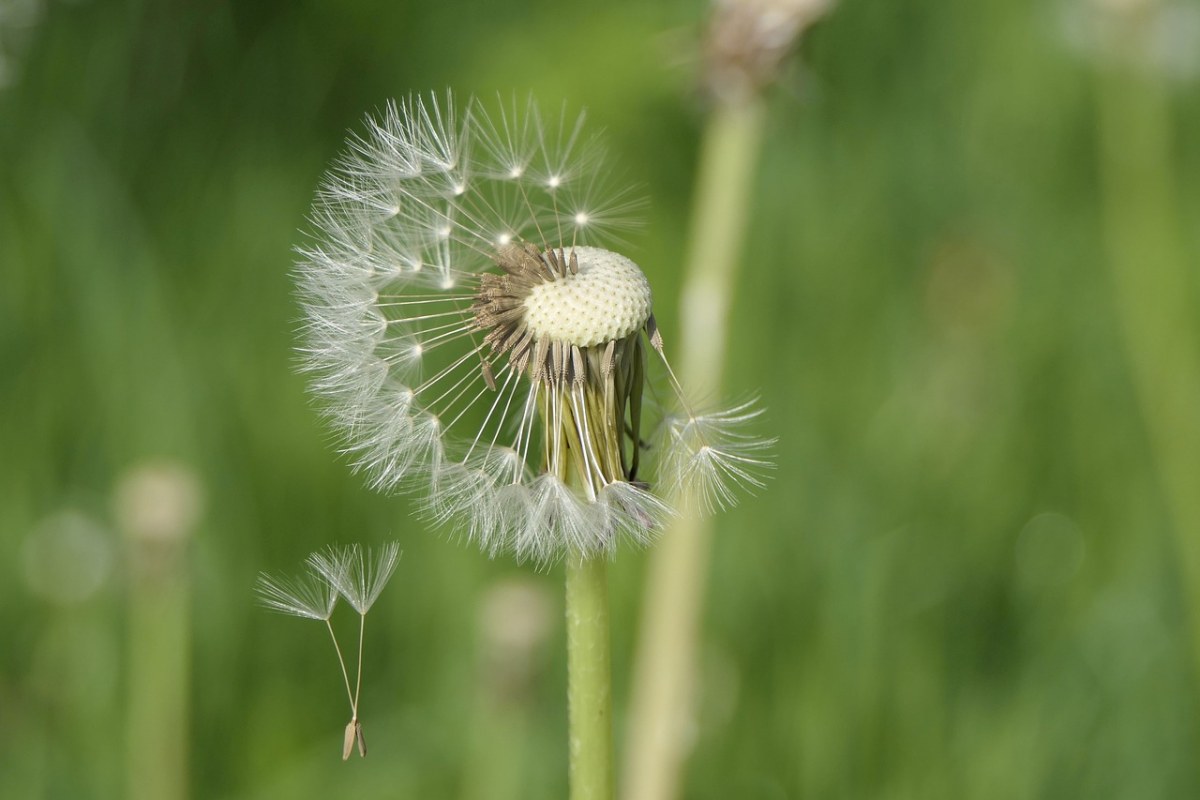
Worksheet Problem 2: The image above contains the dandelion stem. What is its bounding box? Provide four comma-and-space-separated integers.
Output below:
126, 537, 190, 800
565, 553, 613, 800
1094, 5, 1200, 684
624, 95, 766, 800
325, 619, 356, 716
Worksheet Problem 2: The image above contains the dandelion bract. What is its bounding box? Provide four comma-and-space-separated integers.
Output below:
296, 93, 772, 563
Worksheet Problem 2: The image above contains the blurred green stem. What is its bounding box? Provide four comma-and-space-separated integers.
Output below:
462, 695, 534, 800
566, 554, 613, 800
1094, 9, 1200, 679
127, 542, 190, 800
623, 97, 766, 800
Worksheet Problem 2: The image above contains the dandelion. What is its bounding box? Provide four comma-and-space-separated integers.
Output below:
295, 93, 771, 797
309, 541, 401, 615
256, 542, 400, 759
296, 93, 771, 565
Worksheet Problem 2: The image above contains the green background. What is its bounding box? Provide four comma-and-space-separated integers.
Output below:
3, 0, 1200, 797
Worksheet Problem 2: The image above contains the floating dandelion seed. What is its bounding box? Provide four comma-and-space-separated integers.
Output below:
256, 543, 400, 759
296, 93, 772, 563
255, 569, 338, 622
309, 541, 401, 615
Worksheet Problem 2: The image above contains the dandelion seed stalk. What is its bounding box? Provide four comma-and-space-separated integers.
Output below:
325, 619, 355, 713
354, 612, 365, 714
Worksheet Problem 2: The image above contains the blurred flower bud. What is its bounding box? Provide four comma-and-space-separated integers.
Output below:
115, 460, 202, 583
1060, 0, 1200, 81
705, 0, 835, 101
477, 578, 555, 703
114, 461, 203, 545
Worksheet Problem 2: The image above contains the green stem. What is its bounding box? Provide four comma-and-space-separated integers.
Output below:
565, 553, 613, 800
676, 97, 767, 394
623, 97, 766, 800
127, 541, 190, 800
1094, 5, 1200, 680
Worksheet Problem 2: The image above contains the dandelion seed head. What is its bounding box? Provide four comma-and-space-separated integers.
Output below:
296, 92, 772, 561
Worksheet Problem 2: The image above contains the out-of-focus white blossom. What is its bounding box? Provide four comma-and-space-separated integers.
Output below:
705, 0, 836, 101
1060, 0, 1200, 81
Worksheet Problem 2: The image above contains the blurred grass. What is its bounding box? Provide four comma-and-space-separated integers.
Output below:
3, 0, 1200, 798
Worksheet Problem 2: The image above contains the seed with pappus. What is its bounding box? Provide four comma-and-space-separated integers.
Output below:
256, 543, 400, 759
296, 93, 772, 563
